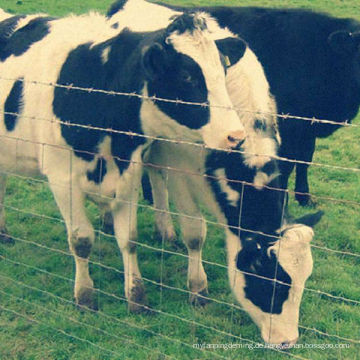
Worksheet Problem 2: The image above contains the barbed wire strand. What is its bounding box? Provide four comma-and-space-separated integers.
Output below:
1, 130, 360, 216
1, 240, 359, 345
0, 76, 358, 129
2, 129, 360, 222
1, 211, 359, 308
1, 109, 359, 176
0, 273, 228, 360
0, 253, 314, 359
0, 287, 175, 359
0, 304, 142, 359
2, 184, 360, 260
0, 76, 358, 357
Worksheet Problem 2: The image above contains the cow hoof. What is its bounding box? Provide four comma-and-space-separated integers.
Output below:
0, 231, 15, 246
295, 193, 316, 207
153, 227, 176, 243
128, 280, 148, 314
189, 288, 210, 307
76, 288, 98, 311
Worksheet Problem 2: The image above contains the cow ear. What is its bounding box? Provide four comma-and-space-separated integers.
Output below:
142, 43, 166, 80
328, 30, 358, 55
215, 37, 247, 67
294, 210, 324, 228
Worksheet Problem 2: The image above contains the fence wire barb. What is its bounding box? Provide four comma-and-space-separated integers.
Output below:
0, 76, 358, 129
0, 287, 175, 359
0, 254, 315, 359
1, 203, 360, 307
0, 69, 358, 358
1, 241, 359, 345
2, 108, 360, 175
0, 304, 144, 359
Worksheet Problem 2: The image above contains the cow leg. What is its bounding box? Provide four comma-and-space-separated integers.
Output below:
168, 177, 208, 306
294, 135, 316, 206
47, 175, 96, 310
112, 177, 147, 313
148, 168, 176, 243
181, 215, 209, 306
0, 174, 13, 245
278, 156, 295, 191
101, 208, 114, 235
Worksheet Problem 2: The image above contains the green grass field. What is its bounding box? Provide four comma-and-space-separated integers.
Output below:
0, 1, 359, 359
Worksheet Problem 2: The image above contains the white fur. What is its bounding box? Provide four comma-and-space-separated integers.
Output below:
101, 46, 111, 64
226, 48, 279, 169
225, 226, 313, 345
140, 87, 204, 144
120, 0, 314, 345
0, 9, 246, 310
253, 170, 280, 190
214, 168, 240, 206
108, 0, 278, 155
164, 15, 246, 149
0, 9, 12, 21
109, 0, 181, 31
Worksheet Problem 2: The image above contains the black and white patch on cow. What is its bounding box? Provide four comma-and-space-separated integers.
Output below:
0, 13, 52, 60
138, 3, 360, 206
144, 135, 321, 346
0, 10, 247, 313
205, 148, 320, 346
108, 0, 312, 345
107, 0, 279, 167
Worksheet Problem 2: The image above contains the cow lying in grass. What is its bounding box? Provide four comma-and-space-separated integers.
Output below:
0, 11, 249, 312
106, 0, 323, 346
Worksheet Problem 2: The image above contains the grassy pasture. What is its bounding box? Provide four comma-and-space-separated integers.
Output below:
0, 0, 359, 359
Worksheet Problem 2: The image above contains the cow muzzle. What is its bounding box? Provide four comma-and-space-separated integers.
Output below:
225, 130, 246, 149
261, 327, 299, 348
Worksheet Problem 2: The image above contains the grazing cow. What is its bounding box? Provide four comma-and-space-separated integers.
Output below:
0, 11, 247, 311
144, 138, 322, 347
107, 0, 323, 345
109, 1, 360, 206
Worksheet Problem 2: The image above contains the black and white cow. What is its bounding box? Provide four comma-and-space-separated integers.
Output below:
0, 11, 248, 311
109, 1, 360, 206
144, 135, 322, 347
107, 0, 323, 346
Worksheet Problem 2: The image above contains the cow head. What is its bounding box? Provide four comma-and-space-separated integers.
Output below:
206, 149, 323, 346
140, 13, 247, 150
228, 222, 317, 347
328, 30, 360, 88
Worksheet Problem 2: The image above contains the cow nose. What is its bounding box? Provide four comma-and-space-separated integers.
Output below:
280, 338, 298, 349
226, 130, 246, 148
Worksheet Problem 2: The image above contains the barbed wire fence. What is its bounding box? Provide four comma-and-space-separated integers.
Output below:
0, 77, 359, 359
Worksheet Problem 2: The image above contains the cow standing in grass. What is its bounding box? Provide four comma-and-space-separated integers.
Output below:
107, 0, 323, 346
0, 11, 247, 311
109, 0, 360, 206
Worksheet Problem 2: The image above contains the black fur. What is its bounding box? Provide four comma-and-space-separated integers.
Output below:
54, 15, 213, 174
166, 12, 207, 35
150, 3, 360, 205
4, 78, 23, 131
236, 240, 291, 314
206, 150, 290, 313
87, 157, 107, 184
107, 0, 129, 18
53, 31, 148, 168
0, 15, 25, 51
0, 17, 53, 61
